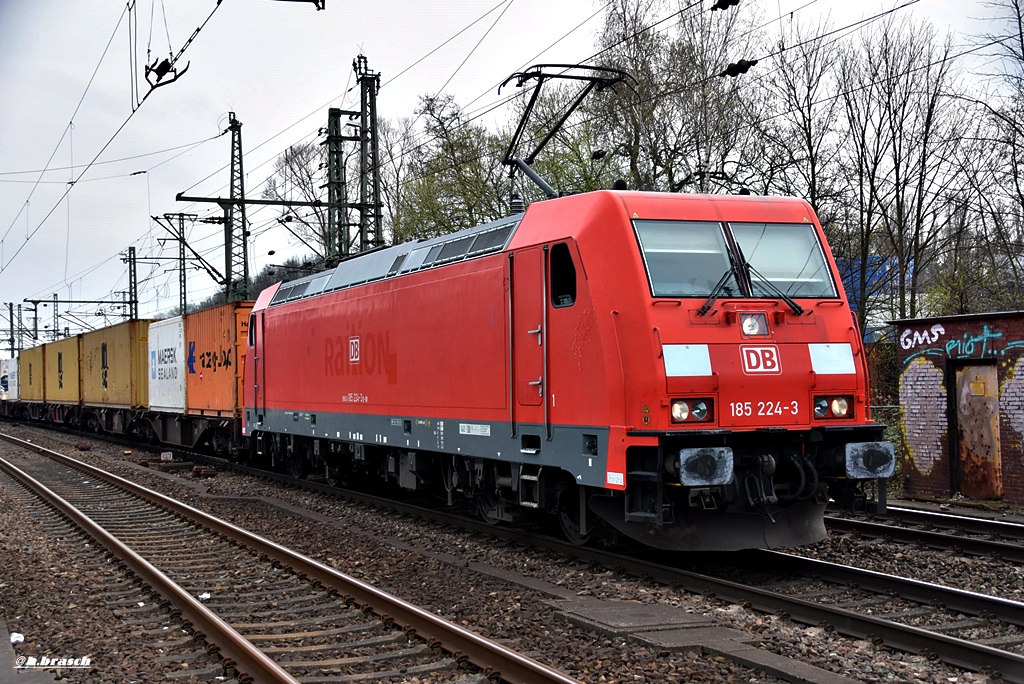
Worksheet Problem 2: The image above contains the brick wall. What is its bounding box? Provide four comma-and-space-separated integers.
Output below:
895, 314, 1024, 505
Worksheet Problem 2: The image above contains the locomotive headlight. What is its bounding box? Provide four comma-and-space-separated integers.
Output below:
814, 398, 829, 418
671, 399, 713, 423
691, 400, 709, 421
813, 395, 854, 419
831, 397, 849, 417
740, 313, 768, 336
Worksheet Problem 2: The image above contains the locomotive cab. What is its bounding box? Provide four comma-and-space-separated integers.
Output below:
563, 192, 895, 549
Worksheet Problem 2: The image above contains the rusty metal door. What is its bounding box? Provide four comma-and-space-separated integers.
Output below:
954, 365, 1002, 499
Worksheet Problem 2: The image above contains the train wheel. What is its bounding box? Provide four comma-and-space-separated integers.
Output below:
287, 453, 309, 480
476, 490, 504, 525
557, 487, 591, 546
324, 463, 344, 487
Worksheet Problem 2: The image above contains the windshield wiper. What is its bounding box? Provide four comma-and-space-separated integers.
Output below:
697, 266, 738, 316
746, 263, 804, 316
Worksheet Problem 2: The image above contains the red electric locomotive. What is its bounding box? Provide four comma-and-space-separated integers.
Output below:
243, 190, 894, 551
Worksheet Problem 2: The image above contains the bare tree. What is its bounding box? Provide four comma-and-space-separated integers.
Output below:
834, 18, 969, 321
592, 0, 758, 194
758, 17, 845, 226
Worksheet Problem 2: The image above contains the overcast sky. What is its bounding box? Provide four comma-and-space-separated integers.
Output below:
0, 0, 1004, 350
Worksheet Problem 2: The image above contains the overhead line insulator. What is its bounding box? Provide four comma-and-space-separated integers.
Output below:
719, 59, 758, 78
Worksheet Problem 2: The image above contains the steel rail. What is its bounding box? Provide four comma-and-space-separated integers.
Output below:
0, 454, 298, 684
466, 526, 1024, 682
229, 470, 1024, 683
883, 505, 1024, 540
825, 515, 1024, 563
0, 432, 581, 684
747, 549, 1024, 627
248, 474, 1024, 683
662, 555, 1024, 682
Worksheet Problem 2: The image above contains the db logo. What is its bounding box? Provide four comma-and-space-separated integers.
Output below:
349, 337, 361, 364
740, 345, 781, 374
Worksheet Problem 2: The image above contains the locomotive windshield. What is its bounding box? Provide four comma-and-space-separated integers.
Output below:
633, 220, 737, 297
633, 219, 836, 299
731, 222, 836, 298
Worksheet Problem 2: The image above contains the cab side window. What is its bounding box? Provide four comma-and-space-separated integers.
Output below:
550, 242, 577, 308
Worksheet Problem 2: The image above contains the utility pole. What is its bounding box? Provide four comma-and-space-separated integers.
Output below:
26, 303, 37, 343
226, 112, 249, 301
159, 212, 196, 312
23, 297, 135, 336
326, 107, 359, 260
126, 246, 138, 319
354, 55, 383, 251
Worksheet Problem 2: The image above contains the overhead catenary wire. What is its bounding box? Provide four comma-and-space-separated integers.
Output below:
77, 0, 936, 315
1, 3, 130, 247
1, 0, 229, 277
8, 1, 991, 325
385, 0, 950, 197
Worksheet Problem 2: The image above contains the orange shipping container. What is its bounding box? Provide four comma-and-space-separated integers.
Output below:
18, 344, 45, 402
43, 336, 82, 404
185, 301, 252, 416
80, 320, 153, 408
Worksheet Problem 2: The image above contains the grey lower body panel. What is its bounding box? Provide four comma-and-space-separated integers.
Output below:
249, 406, 612, 488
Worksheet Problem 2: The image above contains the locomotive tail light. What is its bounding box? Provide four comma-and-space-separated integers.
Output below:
670, 398, 714, 423
813, 398, 829, 418
813, 395, 854, 419
678, 447, 733, 486
740, 312, 769, 337
691, 400, 709, 421
845, 441, 896, 479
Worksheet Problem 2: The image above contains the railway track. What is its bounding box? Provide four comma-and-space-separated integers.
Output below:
201, 456, 1024, 681
0, 432, 580, 684
199, 461, 1024, 681
824, 507, 1024, 563
885, 504, 1024, 538
9, 424, 1023, 682
149, 441, 1024, 681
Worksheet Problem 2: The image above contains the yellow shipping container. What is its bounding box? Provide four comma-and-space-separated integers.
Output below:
43, 335, 82, 404
185, 302, 252, 416
80, 320, 154, 408
18, 344, 45, 402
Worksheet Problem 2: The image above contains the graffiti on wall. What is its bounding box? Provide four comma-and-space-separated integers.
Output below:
1000, 357, 1024, 441
898, 357, 947, 476
901, 323, 1024, 363
899, 320, 1024, 496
